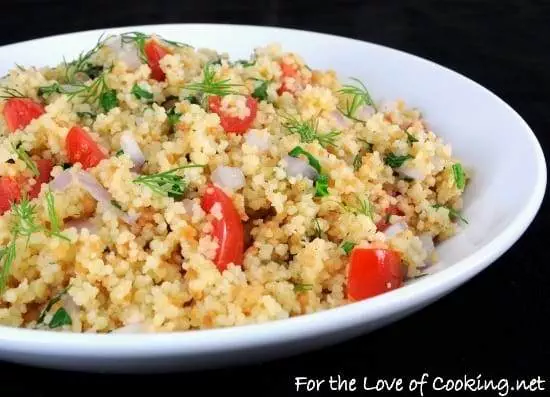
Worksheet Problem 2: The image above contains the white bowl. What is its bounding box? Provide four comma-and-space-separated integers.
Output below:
0, 24, 545, 373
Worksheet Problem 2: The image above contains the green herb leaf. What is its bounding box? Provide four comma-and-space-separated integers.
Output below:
353, 139, 372, 171
115, 149, 124, 157
185, 62, 242, 97
337, 77, 377, 121
384, 153, 413, 168
185, 95, 200, 105
167, 107, 182, 126
131, 83, 154, 102
99, 89, 118, 112
133, 164, 205, 199
252, 79, 269, 101
10, 198, 42, 245
432, 204, 468, 224
314, 174, 330, 197
294, 283, 313, 292
76, 111, 97, 119
37, 286, 69, 324
0, 86, 26, 99
288, 146, 321, 173
49, 307, 72, 329
406, 132, 418, 145
281, 114, 340, 148
45, 190, 70, 241
342, 194, 374, 219
312, 218, 322, 239
64, 34, 106, 83
452, 163, 466, 190
11, 143, 39, 176
0, 242, 16, 293
62, 163, 72, 170
38, 83, 61, 98
341, 241, 356, 255
110, 200, 122, 210
235, 59, 256, 67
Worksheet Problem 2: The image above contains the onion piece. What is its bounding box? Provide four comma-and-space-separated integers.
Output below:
356, 105, 375, 120
330, 110, 351, 128
76, 171, 112, 203
120, 132, 146, 169
283, 155, 318, 180
211, 166, 245, 191
50, 170, 74, 191
105, 35, 142, 70
244, 129, 270, 151
384, 221, 407, 238
397, 166, 426, 181
182, 199, 196, 215
419, 233, 435, 266
111, 323, 148, 334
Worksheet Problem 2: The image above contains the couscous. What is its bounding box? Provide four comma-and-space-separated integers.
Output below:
0, 32, 469, 333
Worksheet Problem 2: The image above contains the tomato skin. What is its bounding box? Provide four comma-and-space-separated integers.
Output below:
28, 159, 54, 199
2, 98, 45, 133
208, 95, 258, 134
65, 126, 106, 169
277, 62, 298, 95
347, 248, 404, 301
0, 176, 21, 215
376, 205, 405, 231
144, 40, 170, 81
201, 184, 244, 271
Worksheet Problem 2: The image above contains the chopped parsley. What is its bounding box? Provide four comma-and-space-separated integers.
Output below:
115, 149, 124, 157
452, 163, 466, 190
76, 111, 97, 119
99, 88, 118, 112
384, 153, 413, 168
341, 241, 356, 255
131, 83, 154, 103
37, 287, 69, 324
288, 146, 330, 197
235, 59, 256, 67
251, 79, 269, 101
49, 308, 72, 329
167, 107, 182, 126
62, 163, 72, 170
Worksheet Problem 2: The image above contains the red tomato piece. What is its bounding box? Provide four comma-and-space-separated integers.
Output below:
347, 248, 404, 301
2, 98, 45, 133
208, 95, 258, 134
144, 39, 170, 81
28, 159, 54, 199
65, 126, 106, 169
201, 184, 244, 272
0, 176, 21, 215
277, 62, 299, 95
376, 205, 405, 231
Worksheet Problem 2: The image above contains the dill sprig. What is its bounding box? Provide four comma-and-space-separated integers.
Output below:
64, 34, 106, 83
294, 283, 313, 292
337, 77, 377, 121
0, 86, 26, 99
11, 143, 39, 176
281, 114, 340, 148
10, 198, 42, 246
341, 194, 374, 219
45, 190, 70, 241
0, 242, 16, 293
120, 32, 191, 62
185, 62, 242, 98
432, 204, 468, 224
133, 164, 205, 199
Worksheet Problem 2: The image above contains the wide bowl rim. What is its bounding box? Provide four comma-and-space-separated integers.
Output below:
0, 23, 546, 357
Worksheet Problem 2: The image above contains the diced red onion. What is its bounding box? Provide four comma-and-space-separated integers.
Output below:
61, 294, 79, 318
76, 171, 112, 203
419, 233, 435, 266
330, 110, 351, 128
111, 322, 148, 334
356, 105, 375, 120
283, 155, 318, 180
244, 130, 270, 151
120, 132, 145, 169
50, 170, 74, 191
211, 166, 245, 191
105, 35, 142, 70
384, 221, 407, 238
